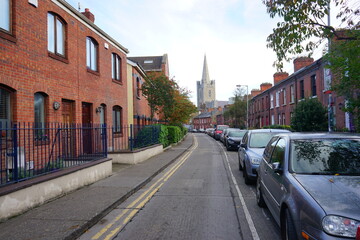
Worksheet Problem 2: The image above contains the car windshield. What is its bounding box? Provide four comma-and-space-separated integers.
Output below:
217, 126, 228, 131
290, 139, 360, 175
249, 132, 279, 148
229, 131, 245, 137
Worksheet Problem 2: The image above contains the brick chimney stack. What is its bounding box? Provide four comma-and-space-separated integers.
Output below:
260, 83, 273, 92
293, 57, 314, 72
273, 72, 289, 85
251, 89, 262, 98
82, 8, 95, 23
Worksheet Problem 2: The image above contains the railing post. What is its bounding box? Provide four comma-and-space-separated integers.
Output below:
102, 123, 107, 157
12, 123, 18, 181
130, 124, 134, 151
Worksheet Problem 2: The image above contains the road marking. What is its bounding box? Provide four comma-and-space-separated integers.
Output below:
217, 142, 260, 240
89, 136, 198, 240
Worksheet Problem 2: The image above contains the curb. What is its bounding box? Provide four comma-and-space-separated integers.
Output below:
65, 134, 194, 240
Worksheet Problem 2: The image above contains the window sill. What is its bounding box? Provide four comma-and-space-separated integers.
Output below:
87, 68, 100, 76
112, 79, 123, 85
48, 52, 69, 64
0, 31, 17, 43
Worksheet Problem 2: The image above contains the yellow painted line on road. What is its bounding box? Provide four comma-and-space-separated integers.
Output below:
91, 135, 198, 240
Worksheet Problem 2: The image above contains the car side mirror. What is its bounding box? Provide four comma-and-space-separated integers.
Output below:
240, 143, 247, 149
272, 162, 283, 174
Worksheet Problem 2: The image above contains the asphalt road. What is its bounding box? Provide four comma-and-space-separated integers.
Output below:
79, 133, 281, 240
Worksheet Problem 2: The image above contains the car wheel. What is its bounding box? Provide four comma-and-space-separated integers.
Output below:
243, 165, 251, 185
238, 157, 243, 171
282, 209, 298, 240
226, 142, 230, 151
256, 177, 266, 208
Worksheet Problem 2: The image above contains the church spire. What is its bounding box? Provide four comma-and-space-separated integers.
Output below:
201, 54, 210, 84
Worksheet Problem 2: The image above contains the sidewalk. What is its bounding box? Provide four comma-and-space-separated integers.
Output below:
0, 134, 194, 240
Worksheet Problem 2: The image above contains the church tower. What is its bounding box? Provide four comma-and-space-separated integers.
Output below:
197, 55, 216, 110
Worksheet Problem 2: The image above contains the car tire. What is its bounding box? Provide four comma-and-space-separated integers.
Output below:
256, 177, 266, 208
226, 142, 230, 151
282, 208, 298, 240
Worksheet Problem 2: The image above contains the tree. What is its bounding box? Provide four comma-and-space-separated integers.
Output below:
224, 88, 247, 128
141, 73, 197, 125
291, 98, 328, 131
263, 0, 360, 131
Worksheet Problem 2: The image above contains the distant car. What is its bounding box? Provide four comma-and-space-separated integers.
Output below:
238, 129, 290, 184
225, 130, 246, 151
220, 128, 236, 144
256, 132, 360, 240
205, 128, 214, 135
214, 125, 229, 140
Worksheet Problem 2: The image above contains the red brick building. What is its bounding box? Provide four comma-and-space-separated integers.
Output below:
248, 57, 352, 131
1, 0, 129, 129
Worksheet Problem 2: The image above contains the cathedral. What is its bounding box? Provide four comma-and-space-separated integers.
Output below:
197, 55, 216, 110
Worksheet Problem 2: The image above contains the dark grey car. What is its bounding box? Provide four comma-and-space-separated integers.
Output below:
256, 132, 360, 240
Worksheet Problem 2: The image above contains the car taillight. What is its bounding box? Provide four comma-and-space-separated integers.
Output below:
216, 131, 222, 134
356, 225, 360, 240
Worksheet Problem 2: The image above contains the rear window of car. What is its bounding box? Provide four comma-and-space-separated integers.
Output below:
249, 132, 279, 148
290, 138, 360, 175
217, 125, 229, 131
228, 131, 246, 137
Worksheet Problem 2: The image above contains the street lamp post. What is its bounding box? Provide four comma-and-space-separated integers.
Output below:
236, 85, 249, 129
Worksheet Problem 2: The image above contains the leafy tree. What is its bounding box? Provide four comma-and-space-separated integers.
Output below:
141, 73, 197, 125
291, 98, 328, 131
224, 88, 248, 128
263, 0, 359, 131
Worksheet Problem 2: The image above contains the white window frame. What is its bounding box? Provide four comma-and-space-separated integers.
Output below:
270, 94, 274, 109
47, 13, 65, 56
86, 37, 98, 71
276, 91, 280, 107
0, 0, 11, 32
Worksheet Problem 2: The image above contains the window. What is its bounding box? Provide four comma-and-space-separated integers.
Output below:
282, 88, 286, 105
34, 93, 47, 140
282, 113, 285, 125
311, 75, 317, 97
270, 138, 286, 166
278, 114, 281, 124
47, 13, 65, 56
276, 91, 280, 107
290, 85, 295, 103
299, 80, 304, 99
270, 94, 274, 108
0, 88, 11, 128
99, 104, 106, 126
112, 106, 122, 133
136, 77, 141, 98
0, 0, 10, 32
86, 37, 98, 71
112, 53, 121, 81
271, 115, 274, 125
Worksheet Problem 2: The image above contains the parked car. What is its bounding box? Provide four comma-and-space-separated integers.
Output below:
238, 129, 290, 184
220, 128, 236, 144
225, 130, 246, 151
214, 125, 229, 140
205, 128, 214, 135
256, 132, 360, 240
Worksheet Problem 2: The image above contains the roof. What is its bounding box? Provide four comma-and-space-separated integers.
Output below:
128, 55, 167, 72
194, 112, 212, 119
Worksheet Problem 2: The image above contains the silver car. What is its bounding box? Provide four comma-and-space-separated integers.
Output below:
256, 132, 360, 240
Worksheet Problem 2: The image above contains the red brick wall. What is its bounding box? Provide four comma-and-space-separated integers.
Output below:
0, 0, 128, 126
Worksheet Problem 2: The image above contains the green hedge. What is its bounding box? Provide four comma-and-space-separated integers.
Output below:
262, 124, 293, 131
167, 126, 182, 144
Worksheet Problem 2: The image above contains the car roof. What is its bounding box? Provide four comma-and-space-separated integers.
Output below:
275, 132, 360, 140
247, 129, 291, 133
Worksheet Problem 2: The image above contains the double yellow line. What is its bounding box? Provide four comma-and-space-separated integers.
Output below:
91, 136, 198, 240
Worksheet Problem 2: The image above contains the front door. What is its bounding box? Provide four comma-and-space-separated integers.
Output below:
62, 100, 75, 157
82, 102, 92, 154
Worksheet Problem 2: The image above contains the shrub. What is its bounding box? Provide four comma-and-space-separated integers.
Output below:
133, 125, 161, 149
262, 124, 293, 131
167, 126, 182, 144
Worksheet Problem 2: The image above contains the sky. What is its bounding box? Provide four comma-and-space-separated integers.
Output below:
65, 0, 346, 105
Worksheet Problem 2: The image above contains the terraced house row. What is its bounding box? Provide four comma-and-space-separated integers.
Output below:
0, 0, 169, 185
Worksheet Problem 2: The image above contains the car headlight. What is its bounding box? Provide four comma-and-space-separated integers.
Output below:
228, 139, 234, 144
250, 157, 262, 164
322, 215, 360, 238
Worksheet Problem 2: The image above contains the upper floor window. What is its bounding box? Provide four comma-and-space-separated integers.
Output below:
270, 94, 274, 108
112, 53, 121, 81
299, 80, 305, 99
136, 77, 141, 98
47, 13, 66, 57
0, 0, 10, 32
290, 84, 295, 103
311, 75, 317, 97
86, 37, 98, 71
276, 91, 280, 107
282, 88, 286, 105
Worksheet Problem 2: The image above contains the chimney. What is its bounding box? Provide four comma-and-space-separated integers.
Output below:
260, 83, 273, 92
273, 72, 289, 85
82, 8, 95, 23
251, 89, 262, 98
293, 57, 314, 72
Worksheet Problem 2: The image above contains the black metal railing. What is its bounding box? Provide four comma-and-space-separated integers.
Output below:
0, 122, 107, 186
0, 123, 162, 187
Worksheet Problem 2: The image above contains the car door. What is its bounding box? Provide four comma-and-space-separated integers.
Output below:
263, 138, 286, 221
239, 132, 249, 168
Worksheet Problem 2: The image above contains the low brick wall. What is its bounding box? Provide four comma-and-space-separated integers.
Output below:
0, 159, 112, 221
109, 144, 163, 164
